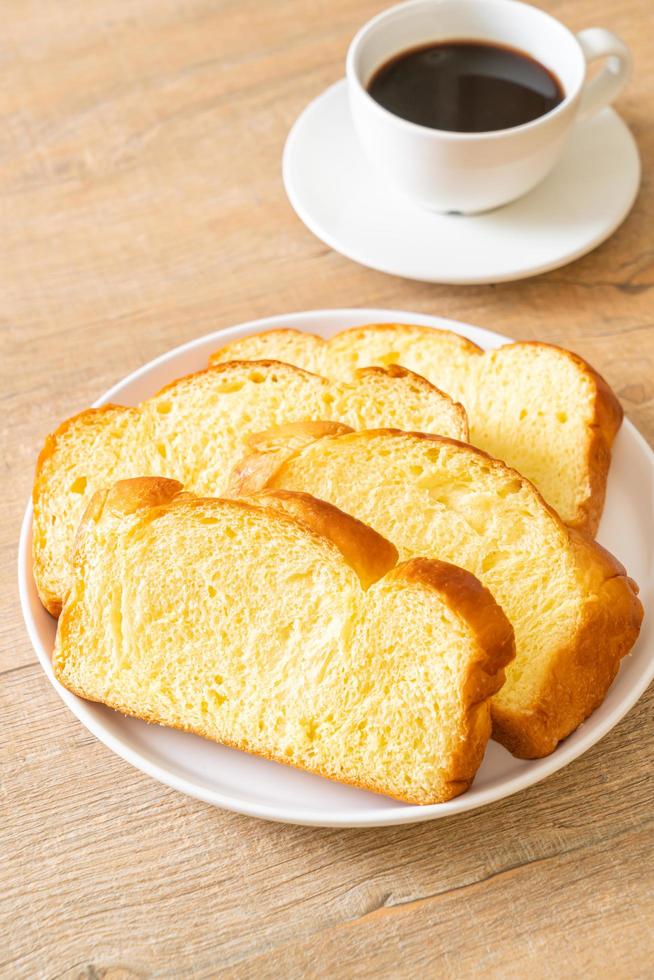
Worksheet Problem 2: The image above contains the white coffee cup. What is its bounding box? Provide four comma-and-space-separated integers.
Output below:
346, 0, 632, 213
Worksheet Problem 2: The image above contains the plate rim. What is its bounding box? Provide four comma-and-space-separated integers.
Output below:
18, 307, 654, 827
282, 80, 642, 285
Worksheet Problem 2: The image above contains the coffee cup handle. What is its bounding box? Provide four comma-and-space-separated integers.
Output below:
575, 28, 632, 122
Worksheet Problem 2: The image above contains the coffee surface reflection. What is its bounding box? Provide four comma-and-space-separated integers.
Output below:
367, 41, 564, 133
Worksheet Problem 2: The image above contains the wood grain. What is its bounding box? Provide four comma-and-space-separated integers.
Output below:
1, 0, 652, 976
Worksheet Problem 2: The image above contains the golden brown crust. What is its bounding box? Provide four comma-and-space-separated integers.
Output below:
387, 558, 516, 794
244, 421, 354, 450
205, 345, 467, 441
389, 558, 516, 689
82, 476, 399, 590
227, 451, 292, 499
104, 476, 185, 515
229, 425, 643, 758
33, 356, 465, 616
352, 365, 468, 438
331, 321, 484, 355
40, 595, 63, 618
231, 424, 611, 540
32, 406, 133, 510
33, 365, 325, 615
364, 337, 623, 535
32, 405, 128, 505
38, 591, 63, 618
230, 424, 537, 502
210, 326, 623, 534
356, 363, 419, 381
207, 322, 484, 367
242, 489, 399, 588
56, 479, 510, 805
491, 531, 643, 757
512, 342, 623, 535
228, 422, 355, 497
55, 675, 470, 805
32, 404, 136, 617
67, 479, 187, 599
207, 327, 326, 367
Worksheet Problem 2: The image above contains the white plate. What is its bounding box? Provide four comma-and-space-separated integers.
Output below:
18, 309, 654, 827
283, 81, 641, 284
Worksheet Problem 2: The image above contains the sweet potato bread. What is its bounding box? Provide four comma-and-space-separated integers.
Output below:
229, 426, 643, 758
33, 359, 466, 615
209, 324, 623, 533
53, 477, 515, 805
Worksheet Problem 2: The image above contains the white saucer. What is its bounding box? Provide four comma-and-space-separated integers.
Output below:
18, 309, 654, 827
283, 81, 641, 284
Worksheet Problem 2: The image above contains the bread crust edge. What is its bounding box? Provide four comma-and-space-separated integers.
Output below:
32, 357, 467, 614
32, 404, 135, 617
55, 480, 515, 805
209, 326, 623, 534
512, 341, 623, 535
491, 532, 643, 758
231, 426, 642, 759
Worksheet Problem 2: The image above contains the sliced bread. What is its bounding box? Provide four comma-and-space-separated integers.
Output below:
210, 324, 623, 533
53, 477, 514, 805
33, 359, 466, 615
228, 425, 643, 758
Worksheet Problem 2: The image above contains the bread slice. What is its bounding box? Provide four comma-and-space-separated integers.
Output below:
228, 426, 643, 758
53, 477, 514, 805
33, 359, 467, 616
210, 325, 623, 533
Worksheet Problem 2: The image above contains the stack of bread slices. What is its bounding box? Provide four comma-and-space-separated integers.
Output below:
36, 323, 643, 805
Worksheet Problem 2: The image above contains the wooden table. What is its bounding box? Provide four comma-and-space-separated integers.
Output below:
2, 1, 652, 976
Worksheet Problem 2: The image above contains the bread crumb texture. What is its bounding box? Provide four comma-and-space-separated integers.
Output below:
33, 360, 466, 615
210, 324, 623, 534
231, 428, 643, 758
53, 478, 514, 805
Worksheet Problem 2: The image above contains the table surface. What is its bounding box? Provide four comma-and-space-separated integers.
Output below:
2, 0, 653, 976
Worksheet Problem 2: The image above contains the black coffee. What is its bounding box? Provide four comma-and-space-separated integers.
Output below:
367, 41, 564, 133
